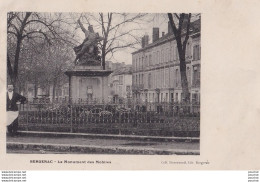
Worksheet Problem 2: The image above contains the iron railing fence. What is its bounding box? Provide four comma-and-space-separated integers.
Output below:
18, 100, 200, 137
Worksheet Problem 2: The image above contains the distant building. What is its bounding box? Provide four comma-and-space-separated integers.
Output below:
24, 82, 69, 102
110, 66, 132, 103
105, 61, 126, 71
49, 83, 69, 101
105, 61, 113, 70
132, 18, 201, 103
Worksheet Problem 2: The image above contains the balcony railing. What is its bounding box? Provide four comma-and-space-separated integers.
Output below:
192, 80, 200, 88
132, 84, 144, 90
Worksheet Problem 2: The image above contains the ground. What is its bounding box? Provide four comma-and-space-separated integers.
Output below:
6, 132, 199, 155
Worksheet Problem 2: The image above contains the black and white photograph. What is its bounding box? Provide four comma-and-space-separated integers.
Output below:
6, 12, 200, 155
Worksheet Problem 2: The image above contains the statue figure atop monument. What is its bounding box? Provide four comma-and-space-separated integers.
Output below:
74, 18, 104, 66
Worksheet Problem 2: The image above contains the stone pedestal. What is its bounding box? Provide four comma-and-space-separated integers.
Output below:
65, 65, 113, 103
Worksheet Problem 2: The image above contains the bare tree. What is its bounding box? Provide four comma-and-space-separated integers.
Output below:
168, 13, 192, 102
18, 40, 73, 99
7, 12, 76, 90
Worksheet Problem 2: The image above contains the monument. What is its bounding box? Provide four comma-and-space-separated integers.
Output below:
65, 19, 112, 103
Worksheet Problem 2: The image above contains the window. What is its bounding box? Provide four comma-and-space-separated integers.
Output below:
192, 93, 198, 102
193, 45, 200, 61
192, 66, 200, 87
169, 48, 171, 62
161, 69, 164, 88
161, 93, 163, 102
175, 93, 178, 102
157, 51, 160, 64
166, 93, 168, 102
186, 42, 191, 57
166, 48, 169, 62
141, 57, 144, 69
170, 46, 173, 62
161, 49, 164, 63
119, 76, 123, 84
119, 86, 122, 96
187, 67, 190, 86
171, 93, 174, 103
126, 85, 131, 92
149, 55, 152, 66
153, 52, 156, 65
175, 69, 179, 87
148, 73, 152, 89
175, 47, 179, 61
165, 68, 169, 87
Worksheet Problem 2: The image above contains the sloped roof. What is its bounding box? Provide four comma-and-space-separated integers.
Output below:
113, 66, 132, 75
132, 18, 201, 54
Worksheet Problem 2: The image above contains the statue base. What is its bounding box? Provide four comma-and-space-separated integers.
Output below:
65, 65, 113, 103
74, 65, 103, 70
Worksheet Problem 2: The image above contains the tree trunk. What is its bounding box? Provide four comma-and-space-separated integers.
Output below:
168, 13, 191, 103
13, 36, 22, 91
102, 41, 107, 70
180, 57, 190, 102
102, 48, 106, 70
7, 55, 14, 84
178, 43, 190, 103
34, 77, 38, 98
52, 81, 56, 101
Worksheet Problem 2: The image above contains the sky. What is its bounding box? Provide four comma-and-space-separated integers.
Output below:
72, 13, 170, 65
66, 13, 199, 65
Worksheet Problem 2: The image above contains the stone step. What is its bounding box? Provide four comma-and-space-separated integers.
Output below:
15, 131, 200, 142
6, 142, 199, 155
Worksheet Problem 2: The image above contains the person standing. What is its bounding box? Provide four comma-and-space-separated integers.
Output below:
6, 84, 26, 136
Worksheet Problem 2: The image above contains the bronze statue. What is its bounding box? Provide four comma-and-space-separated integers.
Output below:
74, 19, 104, 65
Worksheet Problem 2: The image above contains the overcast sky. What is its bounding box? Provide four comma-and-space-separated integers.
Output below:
71, 13, 199, 65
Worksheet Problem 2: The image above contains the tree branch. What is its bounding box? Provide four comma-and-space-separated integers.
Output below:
168, 13, 178, 36
182, 13, 191, 51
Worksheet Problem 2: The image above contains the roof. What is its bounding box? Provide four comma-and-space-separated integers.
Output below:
113, 66, 132, 75
132, 18, 201, 55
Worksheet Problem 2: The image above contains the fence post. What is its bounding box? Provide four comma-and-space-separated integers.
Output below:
70, 105, 73, 133
26, 102, 29, 131
118, 112, 121, 135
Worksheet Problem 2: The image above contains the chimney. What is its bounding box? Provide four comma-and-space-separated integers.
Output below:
152, 27, 159, 43
141, 36, 145, 48
144, 35, 149, 46
168, 21, 173, 34
162, 32, 165, 37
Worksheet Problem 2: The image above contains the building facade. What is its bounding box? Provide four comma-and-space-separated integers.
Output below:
110, 66, 132, 103
132, 18, 200, 103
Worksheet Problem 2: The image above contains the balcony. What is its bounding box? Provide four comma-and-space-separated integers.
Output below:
192, 80, 200, 88
132, 84, 144, 91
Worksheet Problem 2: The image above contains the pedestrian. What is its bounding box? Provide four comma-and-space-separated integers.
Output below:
6, 84, 26, 136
